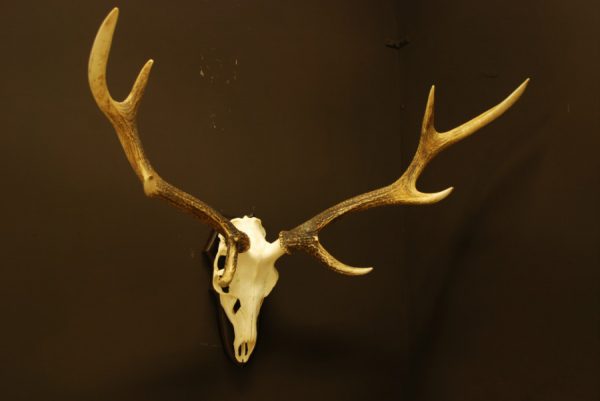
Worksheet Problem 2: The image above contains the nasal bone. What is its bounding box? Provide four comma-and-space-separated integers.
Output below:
236, 339, 256, 363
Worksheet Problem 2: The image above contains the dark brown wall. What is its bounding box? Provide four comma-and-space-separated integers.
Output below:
0, 1, 597, 401
396, 1, 599, 400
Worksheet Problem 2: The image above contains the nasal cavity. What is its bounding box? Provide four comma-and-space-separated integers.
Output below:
232, 299, 241, 314
237, 342, 250, 359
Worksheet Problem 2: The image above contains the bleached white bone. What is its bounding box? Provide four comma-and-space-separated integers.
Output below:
212, 216, 285, 363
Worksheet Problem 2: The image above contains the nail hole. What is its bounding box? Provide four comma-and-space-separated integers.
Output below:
233, 299, 241, 314
217, 255, 226, 269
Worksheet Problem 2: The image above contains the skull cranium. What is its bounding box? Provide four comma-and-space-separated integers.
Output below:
211, 216, 284, 363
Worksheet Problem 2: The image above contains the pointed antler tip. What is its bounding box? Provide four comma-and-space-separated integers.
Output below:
427, 85, 436, 104
499, 78, 530, 107
105, 7, 119, 24
440, 186, 454, 199
95, 8, 119, 37
409, 186, 454, 204
139, 59, 155, 74
326, 254, 374, 276
333, 265, 373, 276
519, 78, 530, 89
360, 267, 374, 275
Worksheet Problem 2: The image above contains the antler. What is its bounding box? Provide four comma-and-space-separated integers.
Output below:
279, 79, 529, 275
88, 8, 249, 285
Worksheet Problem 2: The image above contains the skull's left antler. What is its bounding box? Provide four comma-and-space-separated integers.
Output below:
89, 8, 249, 285
279, 79, 529, 275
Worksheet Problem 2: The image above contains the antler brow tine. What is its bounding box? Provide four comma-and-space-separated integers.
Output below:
279, 79, 529, 275
89, 8, 248, 285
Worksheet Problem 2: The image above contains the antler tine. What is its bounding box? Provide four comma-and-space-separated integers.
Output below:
88, 8, 154, 182
279, 79, 529, 276
394, 79, 530, 203
89, 8, 249, 286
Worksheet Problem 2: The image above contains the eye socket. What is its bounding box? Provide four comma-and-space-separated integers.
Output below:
233, 299, 241, 314
217, 255, 226, 269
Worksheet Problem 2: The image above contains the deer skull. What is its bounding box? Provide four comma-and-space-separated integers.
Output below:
212, 216, 284, 363
88, 8, 529, 365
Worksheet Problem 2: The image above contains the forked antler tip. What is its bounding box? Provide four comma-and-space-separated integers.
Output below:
89, 8, 252, 285
90, 7, 155, 112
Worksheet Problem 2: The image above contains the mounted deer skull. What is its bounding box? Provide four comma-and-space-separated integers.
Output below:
211, 217, 283, 363
89, 8, 529, 364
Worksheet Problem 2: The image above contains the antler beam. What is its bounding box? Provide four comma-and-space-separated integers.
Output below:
88, 8, 249, 285
279, 79, 529, 275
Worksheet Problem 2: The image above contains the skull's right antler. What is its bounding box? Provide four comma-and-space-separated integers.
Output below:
279, 79, 529, 275
89, 8, 249, 285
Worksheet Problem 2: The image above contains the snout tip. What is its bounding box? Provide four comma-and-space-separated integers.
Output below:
234, 340, 256, 364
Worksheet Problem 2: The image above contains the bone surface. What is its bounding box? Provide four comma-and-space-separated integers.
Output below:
212, 217, 284, 363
